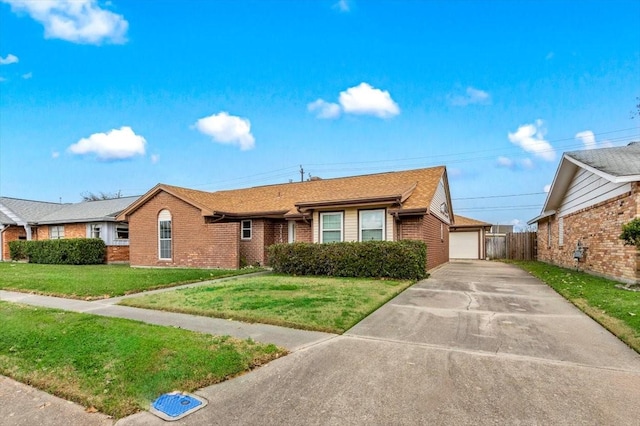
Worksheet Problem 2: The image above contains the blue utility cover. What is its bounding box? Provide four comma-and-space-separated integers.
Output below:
150, 392, 207, 421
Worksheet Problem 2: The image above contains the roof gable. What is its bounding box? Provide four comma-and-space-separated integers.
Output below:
529, 142, 640, 224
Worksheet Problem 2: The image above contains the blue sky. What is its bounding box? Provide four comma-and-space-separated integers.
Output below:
1, 0, 639, 228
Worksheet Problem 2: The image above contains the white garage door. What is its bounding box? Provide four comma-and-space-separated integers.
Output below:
450, 231, 480, 259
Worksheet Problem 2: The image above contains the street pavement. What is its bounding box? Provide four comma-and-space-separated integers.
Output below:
2, 261, 639, 425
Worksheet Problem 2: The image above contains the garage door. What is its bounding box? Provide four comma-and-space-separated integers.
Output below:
450, 231, 480, 259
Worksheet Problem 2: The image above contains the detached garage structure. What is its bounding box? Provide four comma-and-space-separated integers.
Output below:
449, 215, 491, 260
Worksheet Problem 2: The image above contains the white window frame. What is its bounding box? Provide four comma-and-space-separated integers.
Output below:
241, 220, 252, 240
547, 221, 552, 249
115, 223, 129, 240
320, 212, 343, 243
158, 210, 172, 260
50, 225, 64, 240
90, 224, 101, 239
359, 209, 386, 241
288, 221, 296, 243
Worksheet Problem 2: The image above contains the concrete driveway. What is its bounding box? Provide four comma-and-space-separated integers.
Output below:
119, 261, 640, 425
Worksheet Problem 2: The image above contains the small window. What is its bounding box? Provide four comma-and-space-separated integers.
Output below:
90, 224, 101, 239
288, 221, 296, 243
547, 221, 552, 249
50, 225, 64, 239
158, 210, 172, 260
440, 223, 444, 241
320, 212, 343, 243
241, 220, 252, 240
558, 217, 564, 247
115, 223, 129, 239
359, 209, 385, 241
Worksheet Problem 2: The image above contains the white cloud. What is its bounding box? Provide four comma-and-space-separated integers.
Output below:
150, 154, 160, 164
510, 219, 527, 232
194, 112, 255, 151
68, 126, 146, 160
449, 86, 491, 106
307, 99, 341, 119
0, 53, 19, 65
22, 72, 32, 79
338, 82, 400, 118
496, 156, 514, 168
508, 120, 556, 161
544, 184, 551, 193
575, 130, 596, 150
448, 168, 463, 178
333, 0, 352, 12
52, 151, 60, 159
3, 0, 128, 44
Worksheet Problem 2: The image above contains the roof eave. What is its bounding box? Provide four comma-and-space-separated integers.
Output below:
527, 210, 556, 225
295, 195, 401, 212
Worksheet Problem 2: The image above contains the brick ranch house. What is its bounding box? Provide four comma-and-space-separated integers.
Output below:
0, 196, 139, 262
528, 142, 640, 284
117, 166, 454, 270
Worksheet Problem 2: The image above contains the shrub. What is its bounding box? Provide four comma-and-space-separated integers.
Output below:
620, 217, 640, 249
268, 240, 427, 280
8, 240, 28, 260
9, 238, 106, 265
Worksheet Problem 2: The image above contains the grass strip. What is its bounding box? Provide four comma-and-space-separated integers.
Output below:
119, 274, 414, 334
506, 260, 640, 352
0, 301, 285, 418
0, 262, 261, 299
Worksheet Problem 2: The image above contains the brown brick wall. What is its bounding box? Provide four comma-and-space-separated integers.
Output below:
537, 185, 639, 284
398, 214, 449, 271
128, 191, 240, 269
64, 223, 87, 239
240, 219, 288, 266
294, 220, 312, 242
1, 225, 26, 260
106, 245, 130, 263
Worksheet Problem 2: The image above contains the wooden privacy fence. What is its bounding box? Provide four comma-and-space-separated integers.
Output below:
486, 232, 537, 260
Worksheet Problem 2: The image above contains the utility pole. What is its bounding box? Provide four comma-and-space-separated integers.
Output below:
299, 165, 304, 182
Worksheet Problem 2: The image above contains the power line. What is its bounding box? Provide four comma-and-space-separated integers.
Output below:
453, 192, 546, 200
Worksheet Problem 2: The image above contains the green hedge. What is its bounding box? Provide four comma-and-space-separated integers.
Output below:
9, 238, 106, 265
268, 240, 427, 280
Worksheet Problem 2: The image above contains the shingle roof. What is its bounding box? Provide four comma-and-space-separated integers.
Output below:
123, 166, 447, 218
0, 196, 139, 225
37, 196, 139, 224
452, 215, 491, 228
0, 197, 66, 224
566, 142, 640, 178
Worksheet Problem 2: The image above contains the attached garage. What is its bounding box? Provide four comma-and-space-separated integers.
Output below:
450, 215, 491, 260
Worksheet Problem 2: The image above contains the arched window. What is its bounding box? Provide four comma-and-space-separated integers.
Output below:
158, 210, 172, 260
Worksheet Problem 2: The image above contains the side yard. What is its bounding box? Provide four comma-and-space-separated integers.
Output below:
507, 260, 640, 352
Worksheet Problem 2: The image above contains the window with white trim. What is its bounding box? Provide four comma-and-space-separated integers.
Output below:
241, 220, 252, 240
50, 225, 64, 239
558, 217, 564, 247
320, 212, 343, 243
158, 210, 172, 260
288, 221, 296, 243
547, 221, 552, 248
115, 223, 129, 240
359, 209, 385, 241
90, 224, 101, 239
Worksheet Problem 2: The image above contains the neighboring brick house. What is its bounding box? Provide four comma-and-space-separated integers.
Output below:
0, 196, 139, 263
117, 166, 454, 270
528, 142, 640, 284
449, 215, 491, 260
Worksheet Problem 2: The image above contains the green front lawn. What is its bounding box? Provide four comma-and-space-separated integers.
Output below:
0, 301, 285, 418
119, 275, 414, 333
0, 263, 261, 299
507, 260, 640, 352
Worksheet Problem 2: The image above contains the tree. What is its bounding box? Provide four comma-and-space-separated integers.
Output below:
80, 190, 122, 202
632, 96, 640, 119
620, 217, 640, 249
